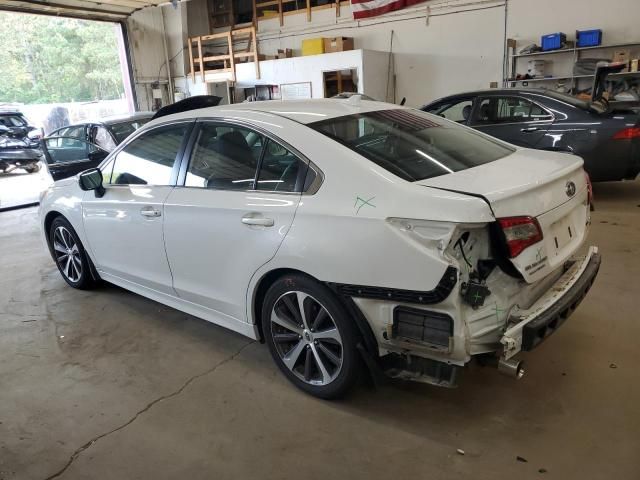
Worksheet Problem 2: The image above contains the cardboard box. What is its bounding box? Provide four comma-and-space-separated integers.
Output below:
613, 49, 630, 71
631, 59, 639, 72
302, 38, 325, 56
277, 48, 293, 59
323, 37, 354, 53
527, 59, 546, 78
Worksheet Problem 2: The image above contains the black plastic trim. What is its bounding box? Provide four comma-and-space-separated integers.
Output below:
392, 306, 453, 347
328, 266, 458, 305
521, 252, 601, 351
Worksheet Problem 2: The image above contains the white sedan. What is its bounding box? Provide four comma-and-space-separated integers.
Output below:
39, 98, 601, 399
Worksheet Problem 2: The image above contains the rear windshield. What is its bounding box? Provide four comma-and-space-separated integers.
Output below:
0, 114, 27, 127
310, 109, 514, 182
542, 91, 590, 110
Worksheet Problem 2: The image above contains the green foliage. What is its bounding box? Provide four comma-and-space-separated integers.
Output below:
0, 12, 125, 104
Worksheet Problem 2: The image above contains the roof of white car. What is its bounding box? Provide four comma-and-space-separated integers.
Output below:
149, 98, 401, 126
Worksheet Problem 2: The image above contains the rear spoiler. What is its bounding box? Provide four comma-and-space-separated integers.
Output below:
151, 95, 222, 120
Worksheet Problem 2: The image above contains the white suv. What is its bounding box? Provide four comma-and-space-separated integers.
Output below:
39, 98, 600, 398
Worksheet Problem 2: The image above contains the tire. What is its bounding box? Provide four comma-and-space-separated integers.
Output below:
262, 274, 362, 399
25, 163, 41, 173
49, 216, 99, 290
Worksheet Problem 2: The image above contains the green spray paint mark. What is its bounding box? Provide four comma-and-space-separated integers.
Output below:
354, 196, 376, 215
493, 303, 507, 320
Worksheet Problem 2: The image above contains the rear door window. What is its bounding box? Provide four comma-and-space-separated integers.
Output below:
472, 97, 553, 125
311, 109, 514, 182
185, 123, 263, 190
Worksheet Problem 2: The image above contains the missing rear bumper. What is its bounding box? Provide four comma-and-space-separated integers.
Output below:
501, 246, 601, 359
382, 353, 459, 388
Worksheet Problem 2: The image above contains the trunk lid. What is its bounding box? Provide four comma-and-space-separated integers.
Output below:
417, 149, 590, 283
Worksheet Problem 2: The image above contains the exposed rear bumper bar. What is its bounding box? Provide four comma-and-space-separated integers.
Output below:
501, 246, 601, 359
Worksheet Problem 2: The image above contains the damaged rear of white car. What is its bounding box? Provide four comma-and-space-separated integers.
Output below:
301, 105, 600, 388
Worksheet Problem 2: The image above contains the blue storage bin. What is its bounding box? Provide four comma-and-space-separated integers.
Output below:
577, 29, 602, 48
541, 32, 567, 51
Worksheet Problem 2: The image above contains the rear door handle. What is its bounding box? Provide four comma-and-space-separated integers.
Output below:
521, 127, 540, 133
140, 206, 161, 218
242, 214, 274, 227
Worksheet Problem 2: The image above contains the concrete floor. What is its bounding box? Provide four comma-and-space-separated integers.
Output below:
1, 182, 639, 480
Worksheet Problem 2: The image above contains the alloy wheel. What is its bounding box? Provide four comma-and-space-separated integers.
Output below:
52, 226, 82, 283
270, 291, 343, 385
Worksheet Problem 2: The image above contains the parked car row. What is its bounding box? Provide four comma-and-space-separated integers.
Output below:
42, 112, 152, 181
1, 109, 152, 180
35, 66, 637, 184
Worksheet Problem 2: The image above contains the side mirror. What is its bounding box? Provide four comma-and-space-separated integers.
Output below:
79, 168, 105, 197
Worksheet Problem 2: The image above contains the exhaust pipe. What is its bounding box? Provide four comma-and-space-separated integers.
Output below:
498, 358, 525, 379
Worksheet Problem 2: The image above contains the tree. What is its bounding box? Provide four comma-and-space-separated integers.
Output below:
0, 12, 124, 104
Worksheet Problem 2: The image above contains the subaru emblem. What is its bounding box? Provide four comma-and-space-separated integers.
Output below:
566, 181, 576, 197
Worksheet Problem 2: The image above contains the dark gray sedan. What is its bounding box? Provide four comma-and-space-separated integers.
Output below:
422, 69, 639, 182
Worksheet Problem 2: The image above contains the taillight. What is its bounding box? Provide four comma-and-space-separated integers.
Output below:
497, 216, 544, 258
585, 171, 593, 205
613, 127, 640, 140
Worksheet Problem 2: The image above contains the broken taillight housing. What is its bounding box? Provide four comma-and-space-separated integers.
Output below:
585, 171, 593, 204
497, 216, 544, 258
612, 127, 640, 140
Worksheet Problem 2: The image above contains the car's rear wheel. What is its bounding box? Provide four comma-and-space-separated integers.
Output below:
262, 274, 361, 399
49, 217, 99, 290
24, 163, 41, 173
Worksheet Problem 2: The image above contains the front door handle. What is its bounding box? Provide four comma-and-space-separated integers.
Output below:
521, 127, 540, 133
140, 206, 161, 218
242, 214, 274, 227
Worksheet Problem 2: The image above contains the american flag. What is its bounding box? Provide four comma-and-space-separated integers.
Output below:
351, 0, 426, 19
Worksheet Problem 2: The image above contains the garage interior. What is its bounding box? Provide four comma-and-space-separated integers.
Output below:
1, 0, 639, 478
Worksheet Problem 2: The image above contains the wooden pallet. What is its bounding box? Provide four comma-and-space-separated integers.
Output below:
188, 26, 260, 83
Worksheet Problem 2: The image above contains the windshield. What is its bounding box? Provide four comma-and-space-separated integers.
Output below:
310, 109, 514, 181
108, 118, 150, 144
0, 114, 27, 127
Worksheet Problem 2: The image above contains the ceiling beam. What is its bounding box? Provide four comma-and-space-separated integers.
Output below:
0, 0, 128, 19
79, 0, 153, 9
0, 0, 180, 20
5, 0, 130, 14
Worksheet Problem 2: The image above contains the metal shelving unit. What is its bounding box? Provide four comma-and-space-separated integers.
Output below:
504, 40, 640, 90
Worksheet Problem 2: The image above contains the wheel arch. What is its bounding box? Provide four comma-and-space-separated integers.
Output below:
251, 267, 379, 361
43, 210, 64, 254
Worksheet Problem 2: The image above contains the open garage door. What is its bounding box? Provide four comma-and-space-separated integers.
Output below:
0, 1, 155, 210
0, 0, 169, 22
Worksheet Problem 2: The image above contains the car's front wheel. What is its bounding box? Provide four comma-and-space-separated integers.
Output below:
262, 274, 362, 399
49, 216, 99, 290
